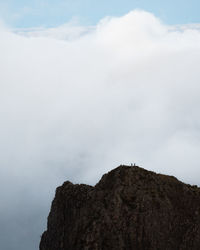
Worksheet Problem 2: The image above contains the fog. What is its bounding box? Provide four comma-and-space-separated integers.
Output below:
1, 10, 200, 249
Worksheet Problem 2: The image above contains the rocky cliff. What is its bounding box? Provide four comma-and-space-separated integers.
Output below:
40, 165, 200, 250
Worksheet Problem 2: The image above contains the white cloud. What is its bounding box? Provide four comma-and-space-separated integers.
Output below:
14, 18, 94, 40
1, 10, 200, 249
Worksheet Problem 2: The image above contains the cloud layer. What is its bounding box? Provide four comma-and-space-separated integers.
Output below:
1, 10, 200, 249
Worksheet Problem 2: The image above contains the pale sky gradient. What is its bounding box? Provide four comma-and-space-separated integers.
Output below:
0, 0, 200, 28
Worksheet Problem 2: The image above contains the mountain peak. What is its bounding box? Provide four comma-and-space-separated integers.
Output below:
40, 165, 200, 250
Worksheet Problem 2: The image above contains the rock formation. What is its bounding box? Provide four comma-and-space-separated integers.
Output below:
40, 165, 200, 250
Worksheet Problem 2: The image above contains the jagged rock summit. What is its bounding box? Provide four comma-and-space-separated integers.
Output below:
40, 165, 200, 250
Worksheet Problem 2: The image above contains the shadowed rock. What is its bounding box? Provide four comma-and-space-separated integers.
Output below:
40, 165, 200, 250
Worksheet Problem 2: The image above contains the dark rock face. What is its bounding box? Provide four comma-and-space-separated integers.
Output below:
40, 165, 200, 250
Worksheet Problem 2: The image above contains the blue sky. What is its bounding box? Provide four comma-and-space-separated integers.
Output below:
0, 0, 200, 28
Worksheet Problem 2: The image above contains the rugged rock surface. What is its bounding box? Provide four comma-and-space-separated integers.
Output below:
40, 165, 200, 250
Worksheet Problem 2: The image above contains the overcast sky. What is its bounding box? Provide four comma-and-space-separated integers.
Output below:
1, 3, 200, 250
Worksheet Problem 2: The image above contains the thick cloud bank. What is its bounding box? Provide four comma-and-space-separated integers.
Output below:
1, 10, 200, 250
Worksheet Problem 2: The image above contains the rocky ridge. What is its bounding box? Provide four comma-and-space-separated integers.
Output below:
40, 165, 200, 250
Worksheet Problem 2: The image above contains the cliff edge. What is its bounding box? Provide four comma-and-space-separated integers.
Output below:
40, 165, 200, 250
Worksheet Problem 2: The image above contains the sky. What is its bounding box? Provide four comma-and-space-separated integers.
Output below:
0, 0, 200, 28
1, 1, 200, 250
